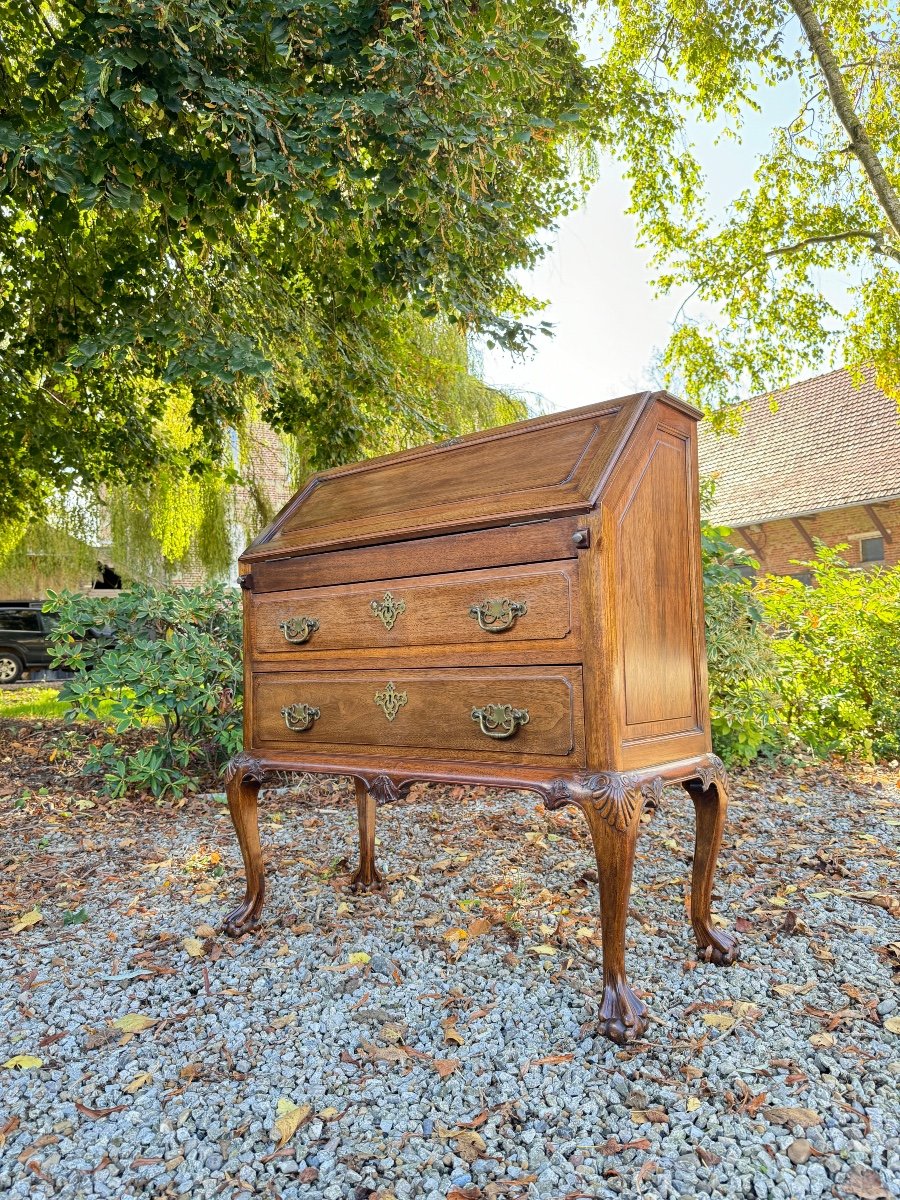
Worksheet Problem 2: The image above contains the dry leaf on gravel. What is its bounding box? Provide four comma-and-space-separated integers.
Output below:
10, 909, 42, 934
702, 1013, 735, 1031
809, 1032, 835, 1048
764, 1106, 822, 1128
3, 1055, 42, 1070
347, 951, 370, 965
883, 1016, 900, 1034
433, 1058, 459, 1079
455, 1131, 487, 1163
111, 1014, 156, 1033
123, 1073, 152, 1094
844, 1166, 890, 1199
273, 1100, 312, 1148
182, 937, 204, 957
631, 1108, 669, 1125
442, 1016, 465, 1046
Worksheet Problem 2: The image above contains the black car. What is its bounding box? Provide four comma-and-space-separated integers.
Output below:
0, 602, 56, 683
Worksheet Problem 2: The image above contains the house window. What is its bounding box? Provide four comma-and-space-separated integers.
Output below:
860, 535, 884, 563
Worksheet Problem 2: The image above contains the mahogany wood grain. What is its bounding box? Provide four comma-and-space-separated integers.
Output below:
349, 778, 382, 892
252, 667, 583, 761
250, 561, 577, 659
248, 517, 581, 593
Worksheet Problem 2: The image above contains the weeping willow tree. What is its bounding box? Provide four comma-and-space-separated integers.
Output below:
0, 315, 525, 594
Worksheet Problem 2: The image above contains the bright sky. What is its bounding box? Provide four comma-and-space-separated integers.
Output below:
479, 28, 848, 417
480, 160, 677, 414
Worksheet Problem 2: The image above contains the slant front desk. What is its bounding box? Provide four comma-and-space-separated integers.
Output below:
223, 391, 737, 1044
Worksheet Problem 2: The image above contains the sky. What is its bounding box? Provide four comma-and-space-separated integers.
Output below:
479, 160, 678, 415
478, 26, 843, 417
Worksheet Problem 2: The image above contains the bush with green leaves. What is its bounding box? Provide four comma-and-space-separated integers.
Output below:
701, 515, 784, 765
46, 584, 242, 798
757, 547, 900, 761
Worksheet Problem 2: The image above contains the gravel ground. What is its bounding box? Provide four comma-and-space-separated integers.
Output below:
1, 753, 898, 1200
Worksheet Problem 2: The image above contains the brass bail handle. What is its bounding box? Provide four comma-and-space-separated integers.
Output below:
471, 703, 530, 739
281, 702, 320, 732
279, 616, 319, 644
468, 598, 527, 633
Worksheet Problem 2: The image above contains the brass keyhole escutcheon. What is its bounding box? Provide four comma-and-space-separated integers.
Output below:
468, 598, 527, 633
374, 681, 408, 722
371, 591, 406, 631
471, 703, 530, 739
279, 616, 319, 644
281, 702, 321, 732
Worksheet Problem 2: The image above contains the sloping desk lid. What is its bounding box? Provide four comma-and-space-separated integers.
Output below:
243, 390, 694, 561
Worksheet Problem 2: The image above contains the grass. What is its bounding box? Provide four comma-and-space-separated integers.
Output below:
0, 685, 70, 719
0, 684, 125, 721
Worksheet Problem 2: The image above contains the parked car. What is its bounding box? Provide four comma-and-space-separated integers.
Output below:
0, 602, 57, 683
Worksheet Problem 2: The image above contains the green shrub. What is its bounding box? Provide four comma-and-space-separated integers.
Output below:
46, 584, 242, 798
757, 546, 900, 760
701, 516, 783, 764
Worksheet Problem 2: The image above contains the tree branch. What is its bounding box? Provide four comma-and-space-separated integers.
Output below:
765, 229, 900, 264
788, 0, 900, 244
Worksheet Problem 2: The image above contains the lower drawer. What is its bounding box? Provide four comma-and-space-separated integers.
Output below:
251, 667, 583, 759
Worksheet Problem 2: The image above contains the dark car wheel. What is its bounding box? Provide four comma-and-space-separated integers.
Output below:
0, 651, 24, 684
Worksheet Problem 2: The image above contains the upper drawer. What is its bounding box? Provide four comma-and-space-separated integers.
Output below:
248, 561, 578, 658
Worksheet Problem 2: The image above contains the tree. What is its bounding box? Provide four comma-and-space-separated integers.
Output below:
0, 0, 600, 530
591, 0, 900, 413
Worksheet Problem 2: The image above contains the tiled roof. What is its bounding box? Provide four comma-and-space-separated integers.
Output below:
698, 367, 900, 527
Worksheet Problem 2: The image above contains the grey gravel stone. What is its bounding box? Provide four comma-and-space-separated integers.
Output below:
1, 769, 898, 1200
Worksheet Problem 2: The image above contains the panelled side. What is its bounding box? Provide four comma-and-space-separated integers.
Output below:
600, 400, 710, 770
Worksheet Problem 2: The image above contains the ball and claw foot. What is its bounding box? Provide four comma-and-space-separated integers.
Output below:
347, 863, 384, 894
697, 927, 739, 966
222, 899, 262, 938
596, 980, 650, 1045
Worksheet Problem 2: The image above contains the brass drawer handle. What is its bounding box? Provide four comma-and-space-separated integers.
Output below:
279, 616, 319, 644
468, 598, 528, 633
370, 591, 406, 631
281, 702, 320, 732
471, 703, 530, 739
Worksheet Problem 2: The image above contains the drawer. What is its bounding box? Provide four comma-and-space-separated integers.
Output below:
251, 667, 583, 759
249, 561, 577, 658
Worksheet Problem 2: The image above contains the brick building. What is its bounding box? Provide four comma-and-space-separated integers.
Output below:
698, 367, 900, 579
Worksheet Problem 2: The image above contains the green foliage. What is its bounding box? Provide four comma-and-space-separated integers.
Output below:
592, 1, 900, 411
0, 0, 598, 526
700, 494, 782, 764
757, 546, 900, 760
0, 685, 69, 719
46, 583, 242, 797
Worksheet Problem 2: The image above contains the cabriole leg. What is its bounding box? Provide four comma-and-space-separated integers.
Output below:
222, 755, 266, 937
349, 777, 383, 892
582, 800, 650, 1045
683, 776, 738, 965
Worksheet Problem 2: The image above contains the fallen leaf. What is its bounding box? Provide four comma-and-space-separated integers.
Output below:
844, 1166, 890, 1200
631, 1108, 669, 1125
455, 1130, 487, 1163
123, 1073, 152, 1094
179, 1063, 203, 1081
528, 943, 556, 956
379, 1022, 406, 1045
702, 1013, 735, 1032
10, 909, 42, 934
696, 1145, 722, 1167
448, 1188, 482, 1200
433, 1058, 459, 1079
182, 937, 204, 958
317, 1107, 339, 1121
467, 917, 492, 937
195, 924, 217, 939
686, 1096, 701, 1112
62, 908, 89, 926
347, 951, 370, 965
3, 1055, 42, 1070
75, 1101, 127, 1118
273, 1100, 312, 1148
809, 1032, 835, 1048
0, 1116, 20, 1147
883, 1015, 900, 1034
111, 1014, 156, 1033
763, 1106, 822, 1129
442, 1016, 465, 1047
